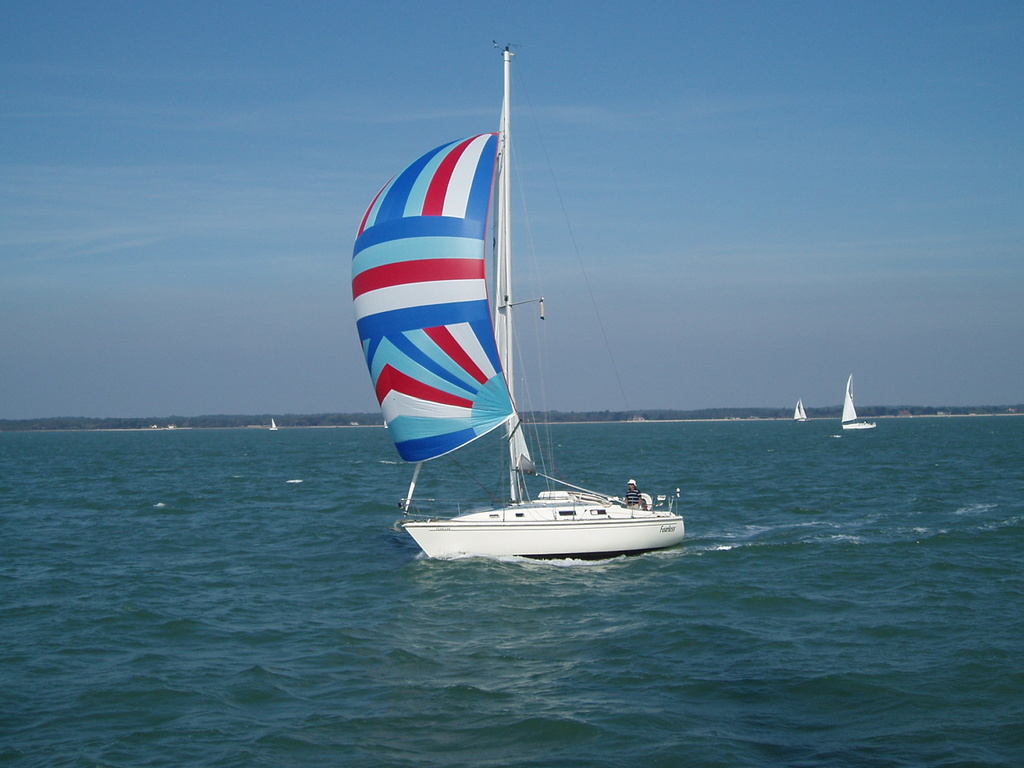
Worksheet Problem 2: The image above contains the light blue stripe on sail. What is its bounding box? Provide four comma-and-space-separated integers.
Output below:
353, 215, 485, 258
389, 414, 479, 443
402, 140, 459, 218
472, 375, 515, 420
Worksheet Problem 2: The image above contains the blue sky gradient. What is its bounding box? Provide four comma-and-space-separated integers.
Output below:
2, 1, 1022, 418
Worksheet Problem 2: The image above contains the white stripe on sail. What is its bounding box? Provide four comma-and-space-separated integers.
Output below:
442, 135, 491, 218
445, 321, 499, 380
380, 390, 474, 424
354, 279, 487, 320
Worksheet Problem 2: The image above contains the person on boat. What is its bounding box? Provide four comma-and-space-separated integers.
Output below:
625, 479, 647, 510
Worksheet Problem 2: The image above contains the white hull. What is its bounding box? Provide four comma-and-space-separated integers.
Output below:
842, 421, 876, 430
402, 493, 684, 559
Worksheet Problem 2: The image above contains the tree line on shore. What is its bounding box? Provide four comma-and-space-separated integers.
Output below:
1, 405, 1019, 432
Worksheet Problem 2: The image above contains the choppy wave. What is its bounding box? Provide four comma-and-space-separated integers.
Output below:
1, 418, 1022, 767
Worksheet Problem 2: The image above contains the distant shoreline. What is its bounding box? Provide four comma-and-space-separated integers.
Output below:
1, 408, 1020, 433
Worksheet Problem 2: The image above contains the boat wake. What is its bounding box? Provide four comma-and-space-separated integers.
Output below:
954, 502, 997, 516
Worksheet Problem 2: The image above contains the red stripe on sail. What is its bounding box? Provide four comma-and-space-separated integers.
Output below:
375, 364, 475, 409
352, 258, 485, 299
425, 326, 489, 385
422, 138, 474, 216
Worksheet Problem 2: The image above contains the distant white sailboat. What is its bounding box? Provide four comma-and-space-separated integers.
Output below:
793, 399, 808, 422
841, 375, 876, 430
269, 418, 278, 431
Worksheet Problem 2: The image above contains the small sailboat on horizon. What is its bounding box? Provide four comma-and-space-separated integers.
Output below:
793, 399, 808, 422
350, 47, 684, 559
269, 418, 278, 431
841, 374, 876, 430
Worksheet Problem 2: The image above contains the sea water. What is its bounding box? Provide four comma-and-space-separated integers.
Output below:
1, 417, 1021, 767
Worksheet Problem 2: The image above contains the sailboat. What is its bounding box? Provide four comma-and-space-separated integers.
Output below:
841, 374, 876, 430
793, 399, 808, 422
350, 47, 684, 559
269, 418, 278, 431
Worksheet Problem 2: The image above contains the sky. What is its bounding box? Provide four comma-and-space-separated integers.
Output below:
2, 0, 1022, 419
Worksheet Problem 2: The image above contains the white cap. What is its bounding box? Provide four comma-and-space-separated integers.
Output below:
628, 479, 636, 485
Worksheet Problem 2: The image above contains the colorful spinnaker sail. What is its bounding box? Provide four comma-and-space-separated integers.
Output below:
352, 133, 515, 463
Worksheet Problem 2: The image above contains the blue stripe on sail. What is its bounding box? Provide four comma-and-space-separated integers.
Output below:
394, 427, 479, 463
354, 215, 486, 258
465, 135, 498, 222
356, 299, 491, 342
362, 336, 381, 365
469, 316, 503, 375
352, 234, 482, 280
374, 143, 448, 225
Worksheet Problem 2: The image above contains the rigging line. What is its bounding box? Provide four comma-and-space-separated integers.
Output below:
531, 470, 615, 503
448, 453, 504, 507
519, 81, 631, 411
531, 432, 567, 488
507, 105, 556, 482
510, 180, 560, 491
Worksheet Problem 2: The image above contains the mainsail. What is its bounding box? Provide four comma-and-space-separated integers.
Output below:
352, 133, 515, 463
842, 375, 858, 424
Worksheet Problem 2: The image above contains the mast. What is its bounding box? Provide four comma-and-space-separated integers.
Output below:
495, 45, 513, 409
494, 45, 530, 503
